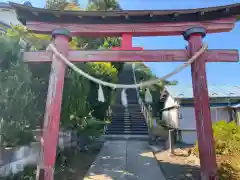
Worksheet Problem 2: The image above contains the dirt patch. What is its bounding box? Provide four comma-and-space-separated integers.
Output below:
153, 144, 201, 180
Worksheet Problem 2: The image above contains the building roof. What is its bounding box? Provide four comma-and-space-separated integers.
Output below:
0, 21, 11, 30
230, 103, 240, 108
165, 85, 240, 99
0, 2, 12, 9
9, 2, 240, 25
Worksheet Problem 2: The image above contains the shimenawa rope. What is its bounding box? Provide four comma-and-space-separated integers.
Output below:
46, 43, 208, 106
47, 43, 208, 89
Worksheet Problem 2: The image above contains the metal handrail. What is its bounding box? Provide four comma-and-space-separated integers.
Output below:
138, 97, 153, 132
105, 62, 150, 135
132, 63, 153, 132
104, 106, 112, 134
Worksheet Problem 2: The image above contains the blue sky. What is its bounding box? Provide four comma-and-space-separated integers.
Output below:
1, 0, 240, 85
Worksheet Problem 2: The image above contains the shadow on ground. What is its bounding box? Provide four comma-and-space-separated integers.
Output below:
0, 140, 201, 180
54, 144, 103, 180
82, 140, 201, 180
157, 161, 201, 180
152, 142, 201, 180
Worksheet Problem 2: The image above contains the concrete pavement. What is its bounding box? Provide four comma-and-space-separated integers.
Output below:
84, 140, 166, 180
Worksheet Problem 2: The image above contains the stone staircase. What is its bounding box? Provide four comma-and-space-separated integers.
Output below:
105, 64, 148, 135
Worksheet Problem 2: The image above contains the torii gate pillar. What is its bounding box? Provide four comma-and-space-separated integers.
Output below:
36, 29, 71, 180
184, 27, 218, 180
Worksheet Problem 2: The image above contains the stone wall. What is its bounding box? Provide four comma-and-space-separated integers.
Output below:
0, 130, 73, 177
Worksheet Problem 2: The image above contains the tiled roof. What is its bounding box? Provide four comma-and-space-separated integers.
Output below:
9, 2, 240, 25
0, 2, 12, 9
165, 85, 240, 99
230, 103, 240, 108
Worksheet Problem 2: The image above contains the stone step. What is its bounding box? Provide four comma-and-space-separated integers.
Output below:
108, 124, 147, 127
111, 120, 146, 122
111, 119, 146, 122
112, 117, 145, 119
109, 126, 147, 129
108, 129, 148, 132
102, 134, 149, 141
107, 128, 148, 132
107, 125, 148, 129
107, 130, 148, 134
109, 66, 147, 136
108, 123, 147, 126
110, 122, 147, 125
111, 115, 144, 117
105, 131, 148, 135
111, 113, 143, 116
112, 117, 145, 120
107, 127, 148, 130
112, 119, 145, 121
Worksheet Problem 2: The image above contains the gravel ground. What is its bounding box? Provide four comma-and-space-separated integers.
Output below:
151, 143, 201, 180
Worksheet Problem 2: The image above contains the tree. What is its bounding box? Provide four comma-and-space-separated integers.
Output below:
86, 0, 124, 73
45, 0, 80, 10
2, 0, 120, 143
1, 23, 119, 145
64, 1, 81, 10
45, 0, 123, 72
0, 36, 39, 146
70, 0, 79, 6
134, 62, 178, 116
45, 0, 68, 10
44, 0, 123, 125
88, 0, 121, 10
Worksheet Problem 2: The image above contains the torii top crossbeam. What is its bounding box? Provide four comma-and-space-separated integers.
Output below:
10, 2, 240, 36
10, 2, 240, 63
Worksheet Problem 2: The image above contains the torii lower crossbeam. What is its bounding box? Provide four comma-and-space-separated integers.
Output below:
24, 49, 238, 62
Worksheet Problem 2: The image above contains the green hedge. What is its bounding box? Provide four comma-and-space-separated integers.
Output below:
0, 25, 119, 146
194, 120, 240, 179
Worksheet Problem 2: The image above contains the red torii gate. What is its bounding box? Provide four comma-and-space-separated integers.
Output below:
10, 2, 240, 180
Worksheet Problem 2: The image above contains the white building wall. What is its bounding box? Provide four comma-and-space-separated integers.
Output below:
179, 106, 230, 144
181, 131, 197, 145
215, 108, 230, 123
0, 7, 21, 27
178, 107, 195, 130
179, 106, 230, 130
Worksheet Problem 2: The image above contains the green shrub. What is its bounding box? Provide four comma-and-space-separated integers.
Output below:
1, 26, 119, 147
0, 165, 36, 180
217, 154, 240, 180
0, 36, 40, 147
213, 121, 240, 155
75, 114, 106, 138
194, 120, 240, 179
0, 120, 34, 147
